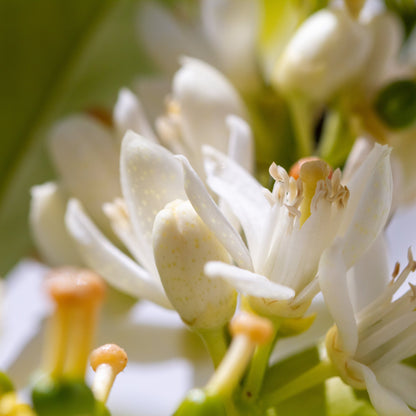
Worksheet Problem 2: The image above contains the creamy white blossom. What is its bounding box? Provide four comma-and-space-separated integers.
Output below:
199, 144, 392, 318
322, 241, 416, 416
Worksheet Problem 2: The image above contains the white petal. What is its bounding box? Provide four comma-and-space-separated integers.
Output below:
348, 235, 390, 314
225, 115, 254, 174
341, 144, 392, 268
137, 2, 213, 74
173, 58, 246, 156
65, 199, 171, 309
205, 261, 295, 300
203, 145, 269, 261
377, 364, 416, 409
132, 76, 171, 125
201, 0, 260, 89
113, 88, 157, 143
360, 12, 404, 94
177, 155, 253, 271
48, 115, 121, 233
355, 363, 416, 416
319, 240, 358, 355
30, 182, 84, 267
120, 130, 186, 274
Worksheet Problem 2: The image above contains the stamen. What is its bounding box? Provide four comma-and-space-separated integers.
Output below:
392, 262, 401, 279
205, 312, 273, 397
44, 268, 106, 380
90, 344, 128, 403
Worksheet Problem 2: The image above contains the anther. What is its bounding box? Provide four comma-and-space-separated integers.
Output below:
90, 344, 128, 403
392, 262, 400, 279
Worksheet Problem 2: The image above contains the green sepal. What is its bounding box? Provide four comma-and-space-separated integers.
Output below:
32, 375, 95, 416
173, 389, 227, 416
0, 372, 14, 396
375, 79, 416, 129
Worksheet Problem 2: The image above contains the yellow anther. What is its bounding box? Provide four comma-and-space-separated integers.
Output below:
299, 159, 331, 226
0, 393, 36, 416
90, 344, 128, 403
229, 312, 274, 346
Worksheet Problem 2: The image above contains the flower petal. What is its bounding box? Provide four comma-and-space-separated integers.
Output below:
120, 130, 186, 274
173, 58, 246, 157
225, 115, 254, 173
205, 261, 295, 300
30, 182, 84, 267
137, 2, 213, 74
65, 199, 171, 309
203, 145, 269, 261
341, 144, 392, 268
348, 235, 391, 314
177, 155, 253, 271
113, 88, 157, 143
355, 363, 416, 416
201, 0, 260, 89
377, 364, 416, 410
319, 239, 358, 355
48, 115, 121, 234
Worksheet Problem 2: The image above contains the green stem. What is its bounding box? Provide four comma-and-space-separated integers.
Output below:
242, 323, 279, 402
196, 327, 229, 368
287, 95, 314, 158
262, 360, 337, 407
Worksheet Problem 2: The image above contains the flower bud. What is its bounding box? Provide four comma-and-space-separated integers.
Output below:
273, 9, 371, 102
153, 199, 236, 329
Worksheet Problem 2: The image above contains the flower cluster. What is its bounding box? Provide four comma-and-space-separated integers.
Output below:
2, 0, 416, 415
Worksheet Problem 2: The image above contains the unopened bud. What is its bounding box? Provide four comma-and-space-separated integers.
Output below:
153, 199, 236, 329
273, 9, 371, 102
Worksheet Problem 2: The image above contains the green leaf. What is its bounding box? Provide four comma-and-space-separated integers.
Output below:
374, 79, 416, 130
0, 0, 154, 274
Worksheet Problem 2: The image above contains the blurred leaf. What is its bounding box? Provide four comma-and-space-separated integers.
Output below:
0, 0, 154, 274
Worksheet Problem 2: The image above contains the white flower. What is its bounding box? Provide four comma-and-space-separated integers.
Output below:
198, 143, 392, 318
273, 8, 372, 103
138, 0, 261, 90
64, 131, 249, 312
321, 241, 416, 416
30, 57, 252, 269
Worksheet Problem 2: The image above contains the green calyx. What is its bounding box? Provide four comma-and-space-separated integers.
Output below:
173, 389, 227, 416
32, 375, 109, 416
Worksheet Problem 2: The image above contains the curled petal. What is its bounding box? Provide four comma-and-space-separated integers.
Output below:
203, 145, 269, 261
177, 155, 253, 271
319, 239, 358, 355
66, 199, 171, 309
173, 57, 246, 156
225, 115, 254, 173
341, 144, 392, 268
120, 131, 186, 274
48, 115, 121, 234
30, 182, 83, 267
355, 363, 416, 416
113, 88, 157, 143
205, 261, 295, 300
